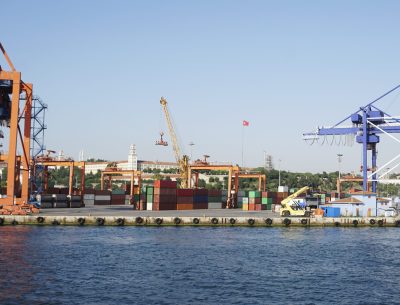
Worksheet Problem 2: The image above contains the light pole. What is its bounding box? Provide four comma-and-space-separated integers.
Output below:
189, 142, 195, 161
278, 159, 282, 187
337, 154, 343, 180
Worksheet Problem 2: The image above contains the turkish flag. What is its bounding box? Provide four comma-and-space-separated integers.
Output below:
243, 120, 249, 126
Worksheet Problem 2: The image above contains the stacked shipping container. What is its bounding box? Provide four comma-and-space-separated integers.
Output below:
153, 180, 177, 210
176, 189, 194, 210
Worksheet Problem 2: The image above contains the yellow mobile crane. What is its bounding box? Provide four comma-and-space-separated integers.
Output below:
157, 97, 189, 188
280, 186, 311, 217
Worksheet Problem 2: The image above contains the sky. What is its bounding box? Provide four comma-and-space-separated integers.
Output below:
2, 0, 400, 173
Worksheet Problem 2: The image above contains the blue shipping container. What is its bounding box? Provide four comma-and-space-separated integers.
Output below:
326, 207, 340, 217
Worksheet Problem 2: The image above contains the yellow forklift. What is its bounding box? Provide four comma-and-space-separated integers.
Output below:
280, 186, 310, 217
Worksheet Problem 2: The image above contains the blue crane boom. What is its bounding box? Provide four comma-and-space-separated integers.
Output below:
304, 84, 400, 192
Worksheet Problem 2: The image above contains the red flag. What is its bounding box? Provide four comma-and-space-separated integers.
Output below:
243, 120, 249, 126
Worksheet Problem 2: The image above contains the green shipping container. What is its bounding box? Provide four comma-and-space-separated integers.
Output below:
237, 202, 243, 208
146, 187, 154, 195
248, 191, 261, 198
147, 195, 153, 203
262, 198, 273, 204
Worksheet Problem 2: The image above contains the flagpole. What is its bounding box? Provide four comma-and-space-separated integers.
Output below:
241, 124, 244, 168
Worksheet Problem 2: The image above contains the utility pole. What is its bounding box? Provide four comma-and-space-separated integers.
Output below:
278, 159, 282, 187
337, 154, 343, 180
189, 142, 195, 161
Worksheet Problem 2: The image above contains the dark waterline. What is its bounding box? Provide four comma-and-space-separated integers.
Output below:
0, 226, 399, 305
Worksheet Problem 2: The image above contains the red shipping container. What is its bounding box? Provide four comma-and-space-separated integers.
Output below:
249, 197, 261, 204
177, 189, 194, 197
177, 203, 193, 210
193, 202, 207, 209
208, 189, 222, 197
177, 197, 194, 204
248, 203, 256, 211
95, 190, 112, 196
94, 200, 110, 205
255, 204, 266, 211
154, 180, 177, 188
154, 188, 176, 196
194, 189, 208, 196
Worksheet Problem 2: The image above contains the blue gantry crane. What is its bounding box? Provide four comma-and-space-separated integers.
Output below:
303, 84, 400, 193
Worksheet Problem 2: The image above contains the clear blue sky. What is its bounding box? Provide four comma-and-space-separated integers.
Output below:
2, 0, 400, 173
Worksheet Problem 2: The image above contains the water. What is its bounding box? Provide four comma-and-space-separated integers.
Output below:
0, 226, 399, 305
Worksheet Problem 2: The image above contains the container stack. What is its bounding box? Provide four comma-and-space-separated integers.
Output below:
111, 189, 125, 205
242, 196, 249, 210
146, 186, 154, 210
153, 180, 177, 211
248, 191, 262, 211
83, 189, 95, 206
176, 189, 194, 210
208, 189, 222, 209
237, 190, 246, 209
54, 194, 68, 208
221, 190, 228, 208
94, 190, 111, 205
261, 192, 273, 210
193, 189, 208, 209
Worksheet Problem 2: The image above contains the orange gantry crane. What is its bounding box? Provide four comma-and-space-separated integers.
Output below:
0, 43, 38, 215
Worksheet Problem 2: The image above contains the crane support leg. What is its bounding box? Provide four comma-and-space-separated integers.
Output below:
362, 110, 368, 192
372, 145, 377, 193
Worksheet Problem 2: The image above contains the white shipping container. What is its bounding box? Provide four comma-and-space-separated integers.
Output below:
147, 203, 153, 211
84, 199, 95, 206
208, 202, 222, 209
83, 194, 95, 200
95, 195, 111, 201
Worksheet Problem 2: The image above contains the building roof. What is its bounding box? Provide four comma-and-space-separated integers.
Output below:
350, 190, 377, 196
328, 197, 363, 204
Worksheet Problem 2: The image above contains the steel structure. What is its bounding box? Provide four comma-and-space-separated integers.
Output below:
34, 159, 86, 196
100, 169, 141, 196
188, 164, 240, 208
0, 43, 38, 214
157, 97, 189, 188
304, 84, 400, 193
30, 96, 47, 158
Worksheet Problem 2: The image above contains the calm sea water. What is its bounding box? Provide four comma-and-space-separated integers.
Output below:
0, 226, 399, 305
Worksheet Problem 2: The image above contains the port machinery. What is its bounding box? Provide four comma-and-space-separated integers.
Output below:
304, 84, 400, 193
0, 43, 39, 215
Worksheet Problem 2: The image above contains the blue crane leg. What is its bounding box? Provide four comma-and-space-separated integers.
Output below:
363, 110, 368, 192
372, 146, 377, 192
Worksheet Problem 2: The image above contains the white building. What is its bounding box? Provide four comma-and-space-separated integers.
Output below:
84, 144, 178, 174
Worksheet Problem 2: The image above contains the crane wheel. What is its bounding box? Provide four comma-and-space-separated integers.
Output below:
37, 216, 45, 224
96, 218, 105, 226
135, 217, 144, 224
369, 219, 376, 225
116, 218, 125, 226
211, 218, 219, 225
304, 211, 311, 217
11, 220, 18, 226
155, 218, 163, 225
378, 219, 384, 227
229, 218, 236, 225
0, 218, 4, 225
77, 217, 85, 226
352, 220, 359, 227
301, 219, 308, 225
52, 219, 60, 226
174, 217, 181, 225
334, 222, 340, 227
192, 218, 200, 225
247, 218, 255, 226
283, 218, 291, 226
283, 211, 290, 217
265, 218, 273, 225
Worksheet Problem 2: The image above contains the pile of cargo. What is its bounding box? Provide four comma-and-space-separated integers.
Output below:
194, 188, 208, 209
237, 190, 246, 209
153, 180, 177, 211
176, 189, 194, 210
208, 189, 222, 209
